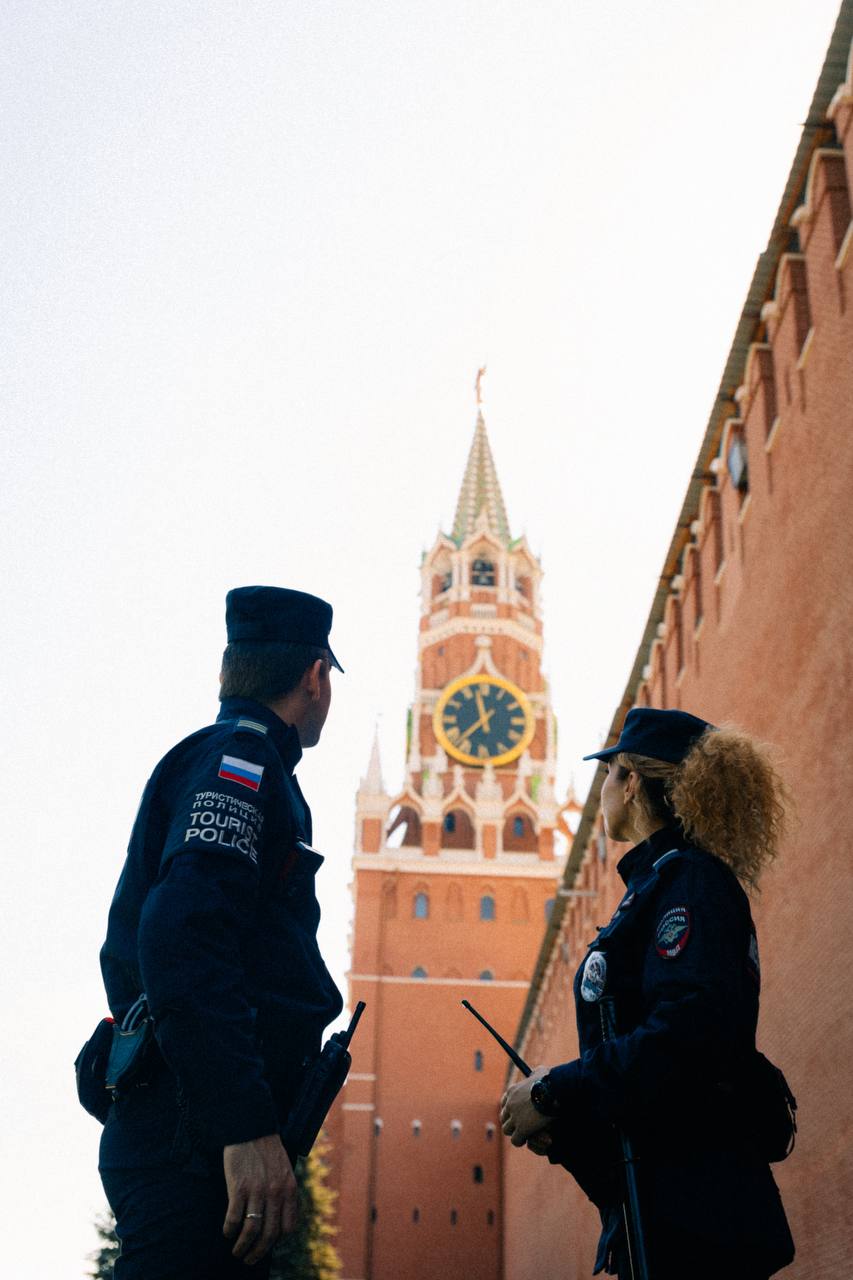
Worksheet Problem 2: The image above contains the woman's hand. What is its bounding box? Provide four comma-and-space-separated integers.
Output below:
526, 1130, 554, 1157
500, 1065, 553, 1147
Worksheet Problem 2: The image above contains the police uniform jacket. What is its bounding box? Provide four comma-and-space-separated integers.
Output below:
100, 696, 343, 1151
545, 824, 794, 1276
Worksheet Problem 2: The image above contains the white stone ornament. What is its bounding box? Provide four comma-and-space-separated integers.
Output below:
581, 950, 607, 1002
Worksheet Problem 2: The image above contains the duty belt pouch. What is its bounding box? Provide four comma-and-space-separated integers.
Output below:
105, 994, 155, 1100
740, 1050, 798, 1162
74, 1017, 116, 1124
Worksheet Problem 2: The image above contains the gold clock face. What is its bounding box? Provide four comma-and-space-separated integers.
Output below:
433, 674, 535, 767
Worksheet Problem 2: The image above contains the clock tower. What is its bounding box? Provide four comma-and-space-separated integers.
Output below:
333, 403, 567, 1280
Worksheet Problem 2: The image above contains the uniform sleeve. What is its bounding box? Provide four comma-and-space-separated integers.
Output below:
137, 735, 281, 1149
548, 858, 753, 1125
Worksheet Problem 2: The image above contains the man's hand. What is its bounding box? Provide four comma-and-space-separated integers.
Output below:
223, 1134, 298, 1265
500, 1065, 552, 1147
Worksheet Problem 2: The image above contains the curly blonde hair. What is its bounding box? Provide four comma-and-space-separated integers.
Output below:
615, 725, 790, 890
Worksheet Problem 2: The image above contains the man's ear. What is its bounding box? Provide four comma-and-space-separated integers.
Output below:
303, 658, 325, 701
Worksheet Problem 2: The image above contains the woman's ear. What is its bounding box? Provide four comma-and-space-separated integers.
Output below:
623, 769, 640, 805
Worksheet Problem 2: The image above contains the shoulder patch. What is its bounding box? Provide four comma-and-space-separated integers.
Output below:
655, 906, 691, 958
236, 717, 269, 736
218, 754, 265, 792
581, 950, 608, 1002
747, 929, 761, 984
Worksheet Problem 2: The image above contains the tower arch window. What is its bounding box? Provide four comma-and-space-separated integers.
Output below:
441, 808, 475, 850
503, 811, 537, 853
446, 883, 463, 922
411, 966, 427, 979
431, 557, 453, 600
474, 1050, 483, 1072
510, 888, 529, 923
413, 891, 429, 920
388, 805, 421, 848
485, 1122, 496, 1141
473, 1165, 484, 1184
412, 1119, 422, 1136
451, 1120, 462, 1139
374, 1118, 383, 1136
480, 894, 496, 921
479, 969, 494, 981
450, 1209, 458, 1226
382, 881, 397, 920
471, 558, 496, 587
412, 1208, 420, 1224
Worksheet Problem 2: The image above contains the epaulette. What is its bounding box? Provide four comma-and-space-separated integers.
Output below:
234, 717, 269, 738
651, 848, 685, 875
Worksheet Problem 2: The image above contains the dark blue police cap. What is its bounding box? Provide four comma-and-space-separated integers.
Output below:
583, 707, 713, 764
225, 586, 344, 672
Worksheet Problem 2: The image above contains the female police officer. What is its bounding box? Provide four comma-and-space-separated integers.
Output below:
500, 707, 795, 1279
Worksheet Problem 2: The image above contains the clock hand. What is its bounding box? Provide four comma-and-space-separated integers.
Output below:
465, 707, 495, 737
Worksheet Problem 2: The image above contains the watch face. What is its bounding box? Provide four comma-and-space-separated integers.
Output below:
433, 674, 535, 767
531, 1078, 557, 1116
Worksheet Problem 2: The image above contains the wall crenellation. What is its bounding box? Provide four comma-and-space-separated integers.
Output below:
627, 101, 852, 714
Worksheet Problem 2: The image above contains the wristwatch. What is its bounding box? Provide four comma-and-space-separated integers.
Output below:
530, 1073, 560, 1117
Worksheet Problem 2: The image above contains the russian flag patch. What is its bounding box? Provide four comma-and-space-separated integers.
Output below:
218, 754, 265, 791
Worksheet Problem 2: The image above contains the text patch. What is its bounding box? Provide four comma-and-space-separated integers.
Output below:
183, 790, 265, 864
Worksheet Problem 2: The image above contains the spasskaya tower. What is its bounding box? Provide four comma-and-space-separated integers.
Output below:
332, 382, 574, 1280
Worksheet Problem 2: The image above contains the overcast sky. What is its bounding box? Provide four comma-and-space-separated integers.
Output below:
2, 1, 843, 1274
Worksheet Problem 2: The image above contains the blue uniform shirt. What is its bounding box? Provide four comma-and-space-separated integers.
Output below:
550, 824, 760, 1122
100, 697, 343, 1151
545, 825, 793, 1275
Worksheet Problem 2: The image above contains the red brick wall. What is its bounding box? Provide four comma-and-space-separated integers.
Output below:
503, 43, 853, 1280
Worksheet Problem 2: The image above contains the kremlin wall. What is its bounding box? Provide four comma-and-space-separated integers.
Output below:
503, 9, 853, 1279
329, 5, 853, 1277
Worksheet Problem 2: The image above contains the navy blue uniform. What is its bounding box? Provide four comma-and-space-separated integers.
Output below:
545, 825, 794, 1280
98, 696, 343, 1278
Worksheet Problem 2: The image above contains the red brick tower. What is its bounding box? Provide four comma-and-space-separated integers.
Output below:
334, 402, 567, 1280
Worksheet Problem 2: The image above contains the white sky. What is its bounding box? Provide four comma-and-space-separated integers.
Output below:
2, 1, 842, 1274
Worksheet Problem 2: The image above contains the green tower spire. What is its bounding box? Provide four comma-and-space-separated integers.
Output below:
451, 411, 511, 546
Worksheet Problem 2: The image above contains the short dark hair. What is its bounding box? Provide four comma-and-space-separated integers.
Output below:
219, 640, 329, 703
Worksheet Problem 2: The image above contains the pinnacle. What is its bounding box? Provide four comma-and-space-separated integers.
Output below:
361, 726, 385, 795
451, 412, 512, 546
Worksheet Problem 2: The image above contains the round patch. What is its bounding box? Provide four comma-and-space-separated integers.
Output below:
747, 931, 761, 983
581, 950, 608, 1002
655, 906, 691, 958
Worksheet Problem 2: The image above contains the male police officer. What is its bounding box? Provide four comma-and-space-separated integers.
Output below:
98, 586, 344, 1278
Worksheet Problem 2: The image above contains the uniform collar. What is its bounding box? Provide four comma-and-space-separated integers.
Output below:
217, 697, 303, 774
616, 822, 687, 886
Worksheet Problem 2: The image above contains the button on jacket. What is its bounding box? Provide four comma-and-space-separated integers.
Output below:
545, 825, 794, 1277
100, 696, 343, 1150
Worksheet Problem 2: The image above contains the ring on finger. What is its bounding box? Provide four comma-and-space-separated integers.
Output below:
245, 1212, 264, 1221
